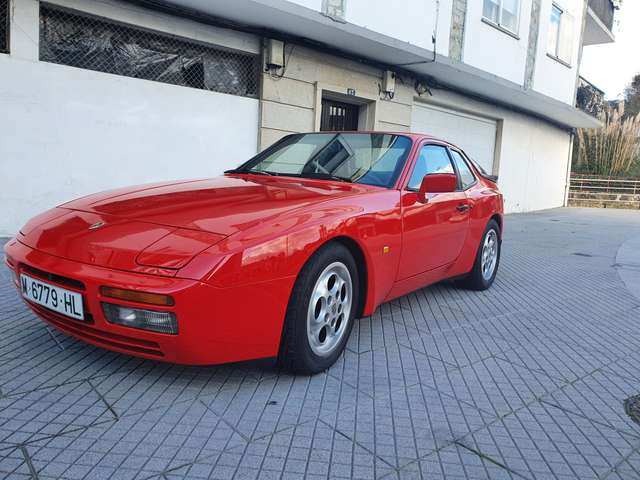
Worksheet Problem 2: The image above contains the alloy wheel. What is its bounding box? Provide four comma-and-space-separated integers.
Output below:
481, 229, 499, 280
306, 262, 353, 357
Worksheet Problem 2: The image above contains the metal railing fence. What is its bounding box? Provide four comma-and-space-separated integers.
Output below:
569, 174, 640, 209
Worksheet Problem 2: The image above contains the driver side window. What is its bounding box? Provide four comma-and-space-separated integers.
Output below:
407, 145, 455, 190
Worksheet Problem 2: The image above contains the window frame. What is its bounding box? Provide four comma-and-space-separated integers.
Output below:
448, 147, 478, 191
0, 0, 9, 54
481, 0, 522, 37
546, 2, 572, 68
404, 142, 464, 193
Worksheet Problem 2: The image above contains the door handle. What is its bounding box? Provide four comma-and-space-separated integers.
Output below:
456, 203, 472, 212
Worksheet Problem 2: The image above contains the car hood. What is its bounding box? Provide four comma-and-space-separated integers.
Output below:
60, 175, 371, 235
18, 176, 373, 274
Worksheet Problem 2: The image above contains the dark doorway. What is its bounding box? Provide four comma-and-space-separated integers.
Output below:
320, 99, 359, 131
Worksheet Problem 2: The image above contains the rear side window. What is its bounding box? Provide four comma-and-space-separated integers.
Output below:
407, 145, 454, 190
449, 150, 476, 189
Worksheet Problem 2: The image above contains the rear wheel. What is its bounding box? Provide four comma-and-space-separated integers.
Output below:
456, 219, 501, 291
277, 243, 359, 374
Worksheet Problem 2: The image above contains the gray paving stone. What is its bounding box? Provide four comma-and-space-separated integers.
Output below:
600, 349, 640, 386
327, 383, 491, 469
397, 324, 515, 369
24, 399, 246, 478
605, 449, 640, 480
329, 341, 450, 399
89, 361, 276, 419
390, 444, 523, 479
426, 357, 562, 419
2, 208, 640, 479
171, 420, 396, 479
459, 401, 640, 480
495, 331, 615, 384
0, 380, 115, 446
541, 369, 640, 438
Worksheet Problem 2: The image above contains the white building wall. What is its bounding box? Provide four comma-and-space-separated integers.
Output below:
286, 0, 587, 107
344, 0, 451, 54
286, 0, 450, 54
0, 0, 260, 235
498, 114, 572, 212
532, 0, 584, 104
414, 89, 572, 214
462, 0, 533, 85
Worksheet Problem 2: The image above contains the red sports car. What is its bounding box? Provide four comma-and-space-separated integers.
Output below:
4, 132, 503, 373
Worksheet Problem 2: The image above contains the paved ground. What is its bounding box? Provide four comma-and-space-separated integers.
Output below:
1, 207, 640, 480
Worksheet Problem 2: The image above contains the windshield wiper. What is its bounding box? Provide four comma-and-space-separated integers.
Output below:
225, 168, 276, 176
301, 172, 353, 183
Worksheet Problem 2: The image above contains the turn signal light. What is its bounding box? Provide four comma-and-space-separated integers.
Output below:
100, 286, 175, 306
102, 303, 178, 334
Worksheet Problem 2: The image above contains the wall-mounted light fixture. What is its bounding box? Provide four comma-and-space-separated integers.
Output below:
379, 70, 396, 100
414, 80, 432, 97
266, 39, 285, 71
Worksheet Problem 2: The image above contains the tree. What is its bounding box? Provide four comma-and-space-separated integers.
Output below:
623, 74, 640, 119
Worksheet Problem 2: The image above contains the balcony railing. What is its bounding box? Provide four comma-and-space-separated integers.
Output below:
588, 0, 615, 32
576, 76, 605, 119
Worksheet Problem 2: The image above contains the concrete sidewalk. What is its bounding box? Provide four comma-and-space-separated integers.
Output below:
1, 207, 640, 480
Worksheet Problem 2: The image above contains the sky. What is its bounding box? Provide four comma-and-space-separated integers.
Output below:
580, 1, 640, 100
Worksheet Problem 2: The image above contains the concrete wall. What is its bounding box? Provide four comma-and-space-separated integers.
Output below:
259, 38, 572, 214
414, 89, 572, 213
259, 44, 415, 148
0, 0, 260, 235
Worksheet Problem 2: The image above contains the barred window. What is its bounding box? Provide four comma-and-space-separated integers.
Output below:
39, 5, 260, 98
0, 0, 9, 53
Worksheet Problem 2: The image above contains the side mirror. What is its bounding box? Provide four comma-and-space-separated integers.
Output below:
418, 173, 457, 202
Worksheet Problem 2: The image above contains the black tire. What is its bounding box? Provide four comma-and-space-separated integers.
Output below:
456, 219, 501, 291
277, 242, 359, 374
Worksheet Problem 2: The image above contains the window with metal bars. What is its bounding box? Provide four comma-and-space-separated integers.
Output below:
39, 4, 260, 98
0, 0, 9, 54
320, 99, 359, 131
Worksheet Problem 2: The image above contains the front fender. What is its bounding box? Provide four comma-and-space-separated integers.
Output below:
283, 196, 402, 316
179, 190, 402, 316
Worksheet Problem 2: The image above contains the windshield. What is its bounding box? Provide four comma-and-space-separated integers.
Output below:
232, 133, 413, 188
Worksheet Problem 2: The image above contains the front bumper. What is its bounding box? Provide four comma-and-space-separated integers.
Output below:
4, 238, 294, 365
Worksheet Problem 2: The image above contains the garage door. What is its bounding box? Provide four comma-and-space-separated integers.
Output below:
411, 103, 497, 173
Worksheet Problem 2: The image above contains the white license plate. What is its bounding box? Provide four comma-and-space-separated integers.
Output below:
20, 273, 84, 321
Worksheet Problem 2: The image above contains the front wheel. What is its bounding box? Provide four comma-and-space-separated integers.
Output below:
456, 219, 501, 291
277, 243, 359, 374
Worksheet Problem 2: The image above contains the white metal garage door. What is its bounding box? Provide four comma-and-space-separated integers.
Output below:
411, 103, 498, 173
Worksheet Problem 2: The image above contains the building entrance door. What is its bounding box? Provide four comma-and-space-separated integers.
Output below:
320, 99, 359, 131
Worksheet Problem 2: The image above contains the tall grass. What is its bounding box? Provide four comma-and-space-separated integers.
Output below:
574, 103, 640, 177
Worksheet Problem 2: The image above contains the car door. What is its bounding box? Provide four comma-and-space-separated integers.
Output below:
397, 143, 471, 280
